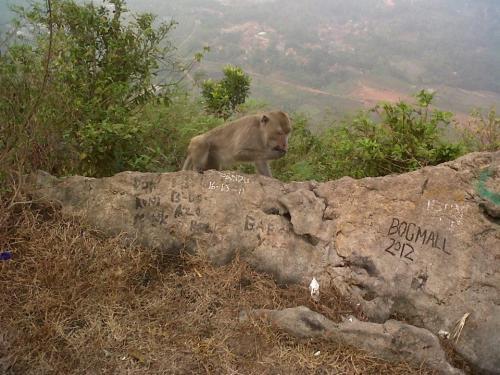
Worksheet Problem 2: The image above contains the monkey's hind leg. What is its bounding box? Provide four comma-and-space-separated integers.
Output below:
189, 140, 210, 173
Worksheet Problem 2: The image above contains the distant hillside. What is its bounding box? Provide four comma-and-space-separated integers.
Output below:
2, 0, 499, 118
124, 0, 500, 118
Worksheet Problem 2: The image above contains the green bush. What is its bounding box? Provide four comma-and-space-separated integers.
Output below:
272, 113, 324, 181
328, 90, 464, 178
273, 91, 465, 181
201, 65, 251, 119
0, 0, 205, 177
137, 94, 223, 172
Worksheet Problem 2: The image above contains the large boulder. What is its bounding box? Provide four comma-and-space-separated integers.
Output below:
240, 306, 462, 375
26, 151, 500, 373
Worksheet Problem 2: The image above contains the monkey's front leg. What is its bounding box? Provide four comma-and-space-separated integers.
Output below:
255, 160, 272, 177
182, 155, 196, 171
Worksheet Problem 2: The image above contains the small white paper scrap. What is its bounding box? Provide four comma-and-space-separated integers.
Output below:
309, 277, 320, 301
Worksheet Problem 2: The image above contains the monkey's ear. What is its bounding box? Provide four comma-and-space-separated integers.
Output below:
260, 115, 269, 124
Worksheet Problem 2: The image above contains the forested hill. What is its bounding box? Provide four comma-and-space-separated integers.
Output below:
123, 0, 500, 116
2, 0, 499, 117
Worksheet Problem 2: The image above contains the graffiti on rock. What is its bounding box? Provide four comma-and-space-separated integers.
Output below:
383, 217, 450, 261
476, 169, 500, 206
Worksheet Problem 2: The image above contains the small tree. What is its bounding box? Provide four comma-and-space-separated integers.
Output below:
0, 0, 205, 177
201, 65, 251, 119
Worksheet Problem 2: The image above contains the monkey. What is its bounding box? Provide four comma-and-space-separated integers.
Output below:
182, 111, 292, 177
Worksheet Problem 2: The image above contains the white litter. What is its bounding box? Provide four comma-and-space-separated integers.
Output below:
309, 277, 320, 302
438, 330, 450, 339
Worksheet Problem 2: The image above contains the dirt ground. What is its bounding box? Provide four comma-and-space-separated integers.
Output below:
351, 82, 411, 107
0, 195, 465, 374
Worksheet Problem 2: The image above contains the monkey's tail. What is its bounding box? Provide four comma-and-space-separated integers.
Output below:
182, 156, 192, 171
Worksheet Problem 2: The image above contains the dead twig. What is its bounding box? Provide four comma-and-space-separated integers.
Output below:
452, 313, 470, 343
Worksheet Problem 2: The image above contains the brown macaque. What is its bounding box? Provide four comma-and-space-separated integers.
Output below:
182, 111, 292, 177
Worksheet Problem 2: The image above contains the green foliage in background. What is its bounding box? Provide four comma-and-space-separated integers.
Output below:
271, 114, 324, 181
201, 65, 251, 119
0, 0, 205, 177
459, 108, 500, 152
273, 90, 465, 181
135, 94, 222, 173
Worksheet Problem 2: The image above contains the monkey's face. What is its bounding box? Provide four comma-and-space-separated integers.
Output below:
261, 112, 292, 159
270, 129, 289, 155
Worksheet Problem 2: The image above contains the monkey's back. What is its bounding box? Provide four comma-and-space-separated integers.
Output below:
201, 115, 263, 163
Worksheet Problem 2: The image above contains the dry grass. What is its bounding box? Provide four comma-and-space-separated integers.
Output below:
0, 197, 436, 375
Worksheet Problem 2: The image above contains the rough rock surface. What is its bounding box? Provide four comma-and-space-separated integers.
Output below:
240, 306, 462, 375
26, 151, 500, 374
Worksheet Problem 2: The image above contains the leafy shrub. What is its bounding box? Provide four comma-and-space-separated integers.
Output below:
0, 0, 203, 177
272, 114, 324, 181
201, 65, 251, 119
137, 94, 222, 172
273, 91, 465, 181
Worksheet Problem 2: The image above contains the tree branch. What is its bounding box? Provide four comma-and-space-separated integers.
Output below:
22, 0, 53, 131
